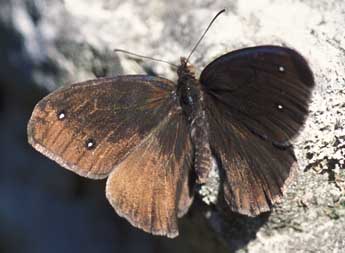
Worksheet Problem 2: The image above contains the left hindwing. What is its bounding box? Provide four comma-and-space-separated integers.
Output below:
106, 111, 193, 238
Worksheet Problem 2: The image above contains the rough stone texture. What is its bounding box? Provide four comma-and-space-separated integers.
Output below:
1, 0, 344, 252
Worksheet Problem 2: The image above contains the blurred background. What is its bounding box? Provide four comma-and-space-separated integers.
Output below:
1, 0, 345, 252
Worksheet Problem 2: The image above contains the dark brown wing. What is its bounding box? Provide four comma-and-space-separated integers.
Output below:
200, 46, 314, 143
200, 46, 314, 215
206, 100, 298, 215
27, 75, 176, 179
106, 111, 193, 238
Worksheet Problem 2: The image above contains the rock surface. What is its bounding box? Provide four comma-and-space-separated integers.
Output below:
1, 0, 344, 252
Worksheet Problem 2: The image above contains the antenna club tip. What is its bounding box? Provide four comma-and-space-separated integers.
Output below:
216, 9, 226, 16
186, 8, 226, 62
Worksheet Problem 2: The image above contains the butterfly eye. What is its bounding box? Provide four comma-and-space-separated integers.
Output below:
85, 139, 96, 150
278, 65, 285, 72
57, 110, 66, 120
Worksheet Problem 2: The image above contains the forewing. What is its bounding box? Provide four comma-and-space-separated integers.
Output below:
106, 111, 193, 238
201, 46, 314, 215
28, 76, 175, 179
200, 46, 314, 143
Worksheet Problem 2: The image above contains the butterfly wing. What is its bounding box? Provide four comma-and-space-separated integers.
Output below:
28, 75, 194, 235
106, 111, 193, 238
201, 46, 314, 143
206, 100, 298, 215
200, 46, 314, 215
28, 75, 176, 179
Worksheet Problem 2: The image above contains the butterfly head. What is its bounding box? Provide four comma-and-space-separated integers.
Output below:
177, 57, 196, 78
180, 57, 188, 67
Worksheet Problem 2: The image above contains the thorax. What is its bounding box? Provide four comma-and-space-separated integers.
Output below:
176, 61, 204, 123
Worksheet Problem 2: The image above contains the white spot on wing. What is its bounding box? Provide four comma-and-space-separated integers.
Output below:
58, 112, 65, 120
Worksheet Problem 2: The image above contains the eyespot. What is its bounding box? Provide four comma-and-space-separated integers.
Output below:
277, 104, 284, 110
57, 110, 66, 120
85, 139, 96, 150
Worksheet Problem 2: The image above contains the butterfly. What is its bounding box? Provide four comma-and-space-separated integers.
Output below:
27, 11, 314, 238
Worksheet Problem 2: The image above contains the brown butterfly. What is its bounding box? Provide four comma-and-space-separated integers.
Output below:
27, 10, 314, 238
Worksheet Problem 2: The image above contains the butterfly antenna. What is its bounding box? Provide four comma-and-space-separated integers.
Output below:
186, 9, 226, 63
114, 49, 178, 68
